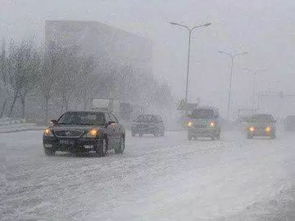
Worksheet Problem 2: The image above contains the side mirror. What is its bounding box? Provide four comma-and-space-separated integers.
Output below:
107, 121, 116, 126
50, 120, 58, 125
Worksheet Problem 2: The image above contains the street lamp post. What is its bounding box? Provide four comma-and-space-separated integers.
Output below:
218, 51, 248, 120
170, 22, 211, 109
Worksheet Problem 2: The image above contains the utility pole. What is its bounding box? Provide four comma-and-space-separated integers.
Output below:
170, 22, 211, 113
219, 51, 248, 120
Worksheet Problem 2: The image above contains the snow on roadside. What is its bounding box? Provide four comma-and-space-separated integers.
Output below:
0, 123, 44, 133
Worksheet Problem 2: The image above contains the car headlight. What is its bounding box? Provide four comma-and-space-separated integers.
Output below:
187, 121, 193, 127
84, 129, 100, 138
44, 128, 54, 137
265, 127, 272, 132
249, 126, 255, 132
209, 122, 216, 127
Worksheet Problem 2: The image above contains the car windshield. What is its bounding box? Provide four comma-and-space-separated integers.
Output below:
250, 114, 274, 122
58, 112, 105, 125
191, 109, 215, 119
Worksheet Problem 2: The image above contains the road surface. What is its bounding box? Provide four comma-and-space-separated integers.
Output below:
1, 130, 295, 220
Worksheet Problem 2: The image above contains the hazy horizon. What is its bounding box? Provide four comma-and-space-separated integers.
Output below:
1, 0, 295, 117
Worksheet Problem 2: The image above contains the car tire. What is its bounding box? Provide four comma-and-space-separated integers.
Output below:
44, 148, 55, 156
97, 138, 108, 157
271, 133, 276, 139
188, 134, 193, 141
154, 130, 159, 137
247, 134, 253, 139
115, 136, 125, 154
131, 131, 136, 137
216, 134, 221, 140
139, 133, 143, 137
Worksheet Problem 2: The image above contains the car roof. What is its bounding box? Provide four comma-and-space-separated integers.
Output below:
64, 111, 110, 114
252, 113, 273, 117
193, 107, 218, 113
138, 114, 159, 117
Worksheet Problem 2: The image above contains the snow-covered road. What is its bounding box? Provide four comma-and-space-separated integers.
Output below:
1, 130, 295, 220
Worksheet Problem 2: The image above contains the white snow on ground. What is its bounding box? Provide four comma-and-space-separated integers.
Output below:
0, 123, 44, 133
0, 130, 294, 220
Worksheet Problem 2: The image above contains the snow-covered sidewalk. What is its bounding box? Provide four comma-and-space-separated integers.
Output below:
0, 123, 44, 133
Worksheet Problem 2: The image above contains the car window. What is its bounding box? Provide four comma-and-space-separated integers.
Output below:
151, 116, 158, 122
191, 109, 215, 119
250, 114, 274, 122
156, 116, 162, 122
109, 113, 118, 123
136, 115, 153, 122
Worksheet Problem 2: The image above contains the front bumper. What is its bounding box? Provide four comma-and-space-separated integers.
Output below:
188, 127, 219, 137
132, 127, 157, 134
248, 129, 274, 137
43, 136, 101, 152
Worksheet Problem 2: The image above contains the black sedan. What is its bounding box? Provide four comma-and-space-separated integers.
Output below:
43, 111, 125, 156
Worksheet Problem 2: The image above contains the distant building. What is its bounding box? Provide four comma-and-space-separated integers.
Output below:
45, 20, 153, 75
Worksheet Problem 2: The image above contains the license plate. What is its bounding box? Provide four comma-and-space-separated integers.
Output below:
59, 140, 74, 145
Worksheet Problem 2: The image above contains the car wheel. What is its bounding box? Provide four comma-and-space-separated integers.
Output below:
97, 138, 108, 157
247, 134, 253, 139
216, 133, 221, 140
131, 131, 136, 137
115, 136, 125, 154
44, 148, 55, 156
139, 133, 143, 137
271, 133, 276, 139
188, 134, 193, 141
154, 130, 159, 137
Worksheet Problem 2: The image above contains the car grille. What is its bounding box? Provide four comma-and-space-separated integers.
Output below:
137, 124, 149, 128
54, 130, 84, 138
194, 124, 207, 128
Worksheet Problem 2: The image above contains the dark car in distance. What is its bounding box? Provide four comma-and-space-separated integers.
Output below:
131, 114, 165, 137
43, 111, 125, 156
246, 114, 276, 139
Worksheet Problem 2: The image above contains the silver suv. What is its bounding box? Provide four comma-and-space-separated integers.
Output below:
187, 107, 221, 140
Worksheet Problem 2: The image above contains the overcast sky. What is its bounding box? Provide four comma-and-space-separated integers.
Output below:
1, 0, 295, 116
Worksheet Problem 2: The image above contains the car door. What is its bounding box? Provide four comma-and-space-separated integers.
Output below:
104, 112, 116, 149
109, 113, 122, 145
157, 116, 164, 132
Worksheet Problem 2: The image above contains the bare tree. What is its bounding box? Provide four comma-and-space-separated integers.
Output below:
6, 40, 41, 118
74, 56, 97, 110
40, 43, 64, 122
0, 40, 9, 118
55, 48, 81, 113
